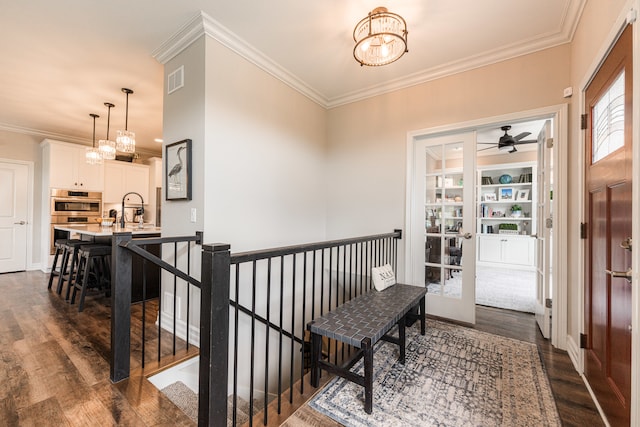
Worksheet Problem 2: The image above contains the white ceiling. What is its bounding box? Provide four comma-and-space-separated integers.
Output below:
0, 1, 584, 154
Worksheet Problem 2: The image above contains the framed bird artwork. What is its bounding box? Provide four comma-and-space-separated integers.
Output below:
166, 139, 192, 200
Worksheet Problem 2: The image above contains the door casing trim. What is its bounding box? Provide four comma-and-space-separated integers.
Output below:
404, 103, 568, 349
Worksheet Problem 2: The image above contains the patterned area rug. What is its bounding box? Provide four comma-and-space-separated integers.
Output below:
309, 321, 560, 427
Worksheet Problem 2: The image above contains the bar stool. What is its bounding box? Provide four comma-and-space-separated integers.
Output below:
54, 239, 85, 297
47, 239, 69, 291
70, 245, 112, 312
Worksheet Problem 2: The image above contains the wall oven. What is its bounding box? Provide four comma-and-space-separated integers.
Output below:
50, 189, 102, 254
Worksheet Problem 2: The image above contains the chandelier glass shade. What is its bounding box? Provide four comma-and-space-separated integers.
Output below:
86, 113, 103, 165
116, 88, 136, 153
353, 7, 408, 67
98, 102, 116, 160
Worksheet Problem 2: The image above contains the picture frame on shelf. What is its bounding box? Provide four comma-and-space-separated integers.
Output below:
516, 189, 530, 201
483, 192, 496, 201
166, 139, 192, 201
499, 187, 514, 201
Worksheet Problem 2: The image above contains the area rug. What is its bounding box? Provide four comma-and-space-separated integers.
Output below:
427, 266, 537, 313
308, 321, 560, 427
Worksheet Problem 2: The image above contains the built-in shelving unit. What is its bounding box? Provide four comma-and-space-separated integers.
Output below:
476, 162, 536, 269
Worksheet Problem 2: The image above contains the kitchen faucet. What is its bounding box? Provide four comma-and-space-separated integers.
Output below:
121, 192, 145, 228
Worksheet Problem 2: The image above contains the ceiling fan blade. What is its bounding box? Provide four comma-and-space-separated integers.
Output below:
477, 146, 497, 152
513, 139, 537, 145
513, 132, 532, 141
477, 142, 496, 145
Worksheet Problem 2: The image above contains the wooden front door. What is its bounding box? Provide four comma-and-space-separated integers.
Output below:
584, 25, 632, 427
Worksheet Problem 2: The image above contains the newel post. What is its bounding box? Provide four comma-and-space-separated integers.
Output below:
110, 231, 133, 383
199, 243, 231, 426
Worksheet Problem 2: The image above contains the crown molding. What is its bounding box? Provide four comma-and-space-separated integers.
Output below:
0, 122, 161, 157
153, 2, 586, 110
327, 0, 586, 108
152, 11, 328, 107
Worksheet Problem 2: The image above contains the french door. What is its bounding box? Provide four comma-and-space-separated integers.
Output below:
410, 132, 476, 324
535, 120, 552, 337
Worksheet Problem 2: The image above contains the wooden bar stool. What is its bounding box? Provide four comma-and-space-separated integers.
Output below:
54, 239, 85, 297
70, 245, 112, 312
47, 239, 69, 291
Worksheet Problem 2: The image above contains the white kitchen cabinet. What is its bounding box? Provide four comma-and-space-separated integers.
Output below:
478, 234, 534, 268
45, 140, 104, 191
103, 160, 150, 203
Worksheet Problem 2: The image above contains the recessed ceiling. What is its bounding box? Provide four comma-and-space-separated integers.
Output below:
0, 1, 584, 154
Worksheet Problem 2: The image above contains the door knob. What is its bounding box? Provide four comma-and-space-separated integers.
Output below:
14, 221, 26, 225
605, 268, 632, 283
620, 237, 632, 252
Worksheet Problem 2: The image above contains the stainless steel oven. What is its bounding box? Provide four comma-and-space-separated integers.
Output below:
50, 189, 102, 254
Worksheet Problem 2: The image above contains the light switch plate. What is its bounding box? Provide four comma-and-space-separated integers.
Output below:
190, 208, 196, 223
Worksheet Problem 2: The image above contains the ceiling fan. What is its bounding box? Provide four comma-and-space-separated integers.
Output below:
478, 125, 537, 153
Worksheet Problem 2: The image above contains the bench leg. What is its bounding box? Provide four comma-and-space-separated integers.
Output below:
310, 331, 321, 387
362, 337, 373, 414
398, 316, 406, 364
420, 296, 426, 335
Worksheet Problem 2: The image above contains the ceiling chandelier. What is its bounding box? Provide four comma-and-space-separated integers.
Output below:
116, 88, 136, 153
98, 102, 116, 160
86, 113, 102, 165
353, 6, 408, 67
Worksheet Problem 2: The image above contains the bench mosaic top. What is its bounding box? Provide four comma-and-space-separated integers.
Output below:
307, 284, 426, 347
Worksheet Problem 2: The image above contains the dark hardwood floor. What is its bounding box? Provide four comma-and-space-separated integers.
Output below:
0, 271, 603, 426
0, 270, 197, 426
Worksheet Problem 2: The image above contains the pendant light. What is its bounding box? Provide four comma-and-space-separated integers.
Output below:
98, 102, 116, 160
86, 113, 102, 164
353, 6, 408, 67
116, 88, 136, 153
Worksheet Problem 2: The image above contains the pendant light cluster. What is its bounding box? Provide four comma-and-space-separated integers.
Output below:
85, 87, 136, 164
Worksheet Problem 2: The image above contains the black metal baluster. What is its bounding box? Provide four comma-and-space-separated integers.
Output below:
277, 256, 284, 414
172, 241, 178, 356
233, 265, 240, 426
186, 240, 191, 349
327, 248, 332, 361
249, 261, 256, 427
264, 258, 271, 426
320, 249, 325, 316
140, 247, 146, 367
289, 254, 296, 404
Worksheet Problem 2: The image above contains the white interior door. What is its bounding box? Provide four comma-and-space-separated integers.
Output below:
535, 120, 552, 337
0, 161, 29, 272
410, 132, 476, 324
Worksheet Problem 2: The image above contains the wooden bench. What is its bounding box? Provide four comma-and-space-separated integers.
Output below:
307, 283, 426, 414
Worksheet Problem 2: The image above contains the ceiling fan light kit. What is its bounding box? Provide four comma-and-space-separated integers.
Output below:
353, 6, 408, 67
479, 125, 537, 154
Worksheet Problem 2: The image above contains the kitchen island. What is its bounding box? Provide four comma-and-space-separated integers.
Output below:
54, 224, 162, 303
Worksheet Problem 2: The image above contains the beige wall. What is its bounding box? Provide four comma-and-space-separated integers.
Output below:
325, 45, 571, 241
0, 129, 44, 267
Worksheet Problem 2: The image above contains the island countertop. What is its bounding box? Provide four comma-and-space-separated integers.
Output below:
54, 224, 161, 237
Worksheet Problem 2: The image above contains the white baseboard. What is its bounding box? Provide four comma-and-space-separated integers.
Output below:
158, 310, 200, 348
566, 334, 582, 372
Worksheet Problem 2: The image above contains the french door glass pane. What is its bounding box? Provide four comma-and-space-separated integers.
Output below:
424, 143, 463, 298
